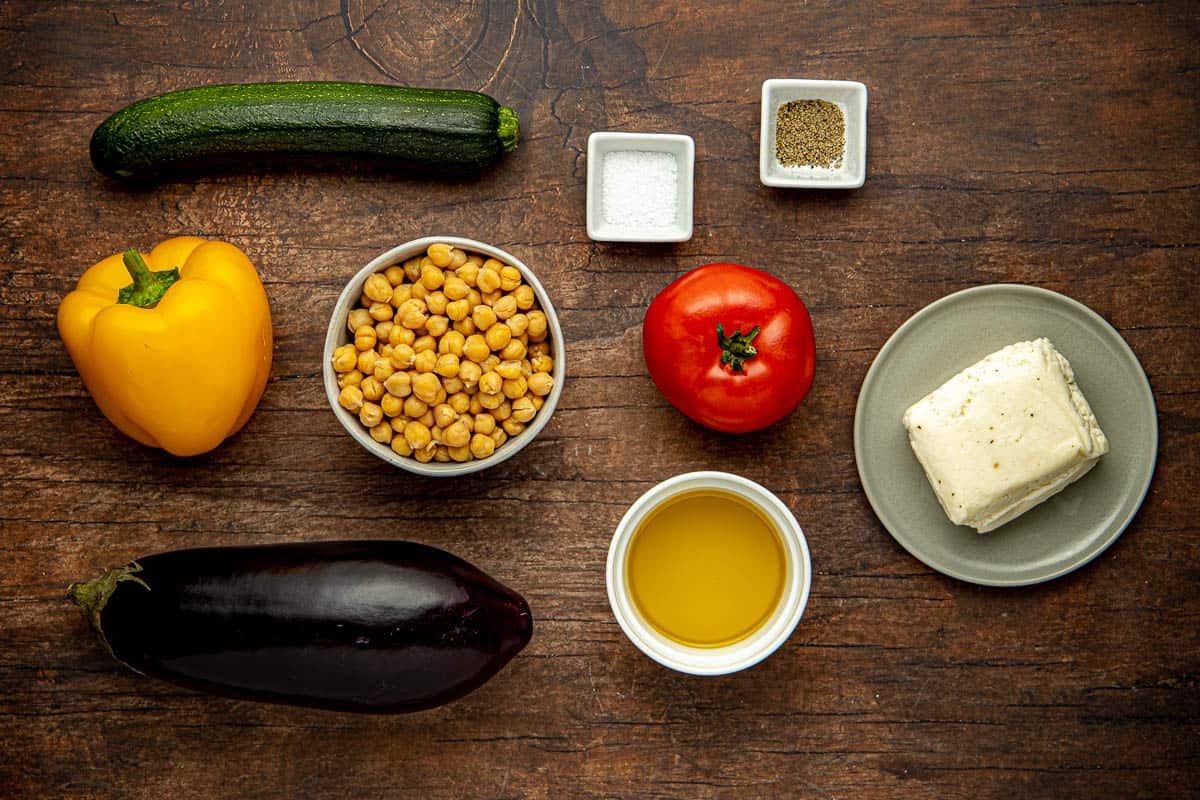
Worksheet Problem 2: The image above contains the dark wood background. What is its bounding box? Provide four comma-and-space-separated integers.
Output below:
1, 2, 1196, 798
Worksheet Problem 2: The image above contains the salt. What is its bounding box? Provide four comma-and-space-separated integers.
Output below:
600, 150, 679, 228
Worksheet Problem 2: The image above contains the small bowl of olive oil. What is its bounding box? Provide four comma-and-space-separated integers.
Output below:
606, 471, 812, 675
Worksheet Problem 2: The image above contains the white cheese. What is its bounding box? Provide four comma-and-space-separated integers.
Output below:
902, 338, 1109, 533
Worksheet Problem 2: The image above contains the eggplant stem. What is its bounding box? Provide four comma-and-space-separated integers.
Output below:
67, 562, 149, 651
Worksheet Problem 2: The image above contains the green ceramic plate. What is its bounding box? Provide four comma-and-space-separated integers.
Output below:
854, 284, 1157, 587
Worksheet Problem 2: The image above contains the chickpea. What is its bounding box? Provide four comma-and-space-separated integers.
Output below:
397, 298, 428, 330
499, 265, 522, 292
490, 429, 508, 448
502, 376, 528, 400
448, 444, 472, 463
531, 395, 545, 411
413, 446, 435, 463
478, 391, 504, 410
348, 307, 373, 334
391, 436, 414, 458
390, 283, 413, 307
332, 344, 357, 373
467, 288, 483, 307
368, 301, 393, 322
469, 433, 496, 459
530, 353, 554, 373
527, 310, 548, 340
354, 325, 377, 352
420, 264, 445, 290
433, 404, 458, 429
452, 317, 477, 336
448, 392, 471, 414
442, 276, 469, 301
473, 413, 496, 436
380, 393, 404, 418
528, 341, 550, 357
389, 324, 415, 347
360, 376, 385, 402
477, 266, 501, 294
427, 242, 454, 268
456, 261, 479, 287
496, 360, 523, 380
425, 291, 448, 316
513, 284, 536, 311
458, 360, 482, 389
434, 353, 460, 378
481, 290, 504, 307
389, 344, 416, 370
426, 315, 450, 338
417, 409, 436, 428
492, 400, 512, 422
338, 369, 363, 389
410, 282, 429, 301
403, 395, 428, 419
511, 396, 537, 423
433, 446, 451, 463
469, 394, 485, 415
472, 304, 498, 331
446, 298, 471, 321
441, 376, 464, 395
484, 322, 512, 352
359, 402, 384, 428
492, 295, 518, 321
339, 385, 364, 413
480, 354, 501, 375
402, 258, 420, 279
443, 420, 471, 448
373, 359, 396, 382
404, 421, 433, 450
506, 313, 529, 337
413, 349, 438, 374
499, 339, 526, 361
463, 334, 491, 363
502, 418, 526, 437
438, 330, 466, 356
412, 335, 437, 354
375, 320, 395, 342
412, 372, 442, 405
478, 370, 503, 395
356, 349, 377, 375
384, 265, 406, 286
520, 358, 533, 378
362, 273, 391, 303
369, 421, 393, 443
528, 371, 554, 397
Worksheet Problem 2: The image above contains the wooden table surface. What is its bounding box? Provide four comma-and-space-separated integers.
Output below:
2, 2, 1197, 798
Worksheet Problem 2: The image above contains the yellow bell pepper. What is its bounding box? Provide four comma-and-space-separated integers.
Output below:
57, 237, 273, 456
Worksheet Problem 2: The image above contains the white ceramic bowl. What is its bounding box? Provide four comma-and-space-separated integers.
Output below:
323, 236, 565, 476
586, 131, 694, 242
606, 471, 812, 675
759, 78, 867, 189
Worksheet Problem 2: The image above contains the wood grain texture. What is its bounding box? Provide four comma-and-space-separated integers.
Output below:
1, 1, 1197, 798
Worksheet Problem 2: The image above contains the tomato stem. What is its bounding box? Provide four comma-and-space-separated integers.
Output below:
716, 323, 761, 372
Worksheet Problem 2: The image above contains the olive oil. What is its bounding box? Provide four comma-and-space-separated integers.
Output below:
625, 489, 786, 648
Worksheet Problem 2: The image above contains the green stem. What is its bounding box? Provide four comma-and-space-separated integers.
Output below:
716, 323, 761, 372
67, 562, 149, 651
497, 106, 520, 152
117, 250, 180, 307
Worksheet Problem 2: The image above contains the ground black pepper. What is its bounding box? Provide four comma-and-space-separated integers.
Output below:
775, 99, 845, 168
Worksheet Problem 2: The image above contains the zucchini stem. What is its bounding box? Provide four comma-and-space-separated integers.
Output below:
498, 106, 520, 152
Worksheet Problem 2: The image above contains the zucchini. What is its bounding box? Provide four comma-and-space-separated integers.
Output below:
90, 82, 520, 180
68, 540, 532, 713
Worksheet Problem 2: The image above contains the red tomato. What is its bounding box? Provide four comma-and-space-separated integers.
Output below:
642, 263, 815, 433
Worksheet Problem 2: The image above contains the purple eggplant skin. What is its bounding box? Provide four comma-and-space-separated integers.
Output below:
67, 540, 532, 713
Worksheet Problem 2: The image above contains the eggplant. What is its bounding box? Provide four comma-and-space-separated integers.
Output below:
68, 540, 532, 713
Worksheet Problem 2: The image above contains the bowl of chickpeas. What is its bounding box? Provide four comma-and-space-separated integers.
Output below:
323, 236, 564, 475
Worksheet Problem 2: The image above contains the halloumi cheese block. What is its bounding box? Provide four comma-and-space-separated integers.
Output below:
902, 338, 1109, 533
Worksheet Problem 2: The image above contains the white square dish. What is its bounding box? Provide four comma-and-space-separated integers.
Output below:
586, 132, 694, 242
759, 79, 867, 189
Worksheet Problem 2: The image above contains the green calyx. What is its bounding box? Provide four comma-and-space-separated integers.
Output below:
117, 250, 180, 308
717, 323, 761, 373
67, 562, 149, 650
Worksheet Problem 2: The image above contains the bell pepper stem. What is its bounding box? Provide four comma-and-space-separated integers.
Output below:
717, 323, 761, 373
118, 249, 180, 308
